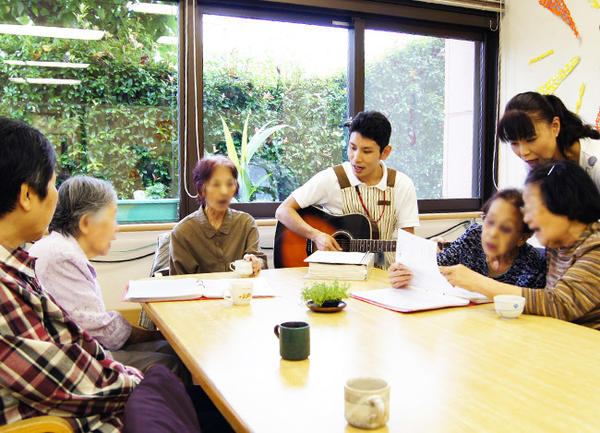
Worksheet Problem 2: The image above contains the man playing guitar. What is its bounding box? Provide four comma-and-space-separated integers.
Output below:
275, 110, 419, 268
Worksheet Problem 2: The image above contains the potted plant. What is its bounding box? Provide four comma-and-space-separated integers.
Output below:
300, 280, 350, 312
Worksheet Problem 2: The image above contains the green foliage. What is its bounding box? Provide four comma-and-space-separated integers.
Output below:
203, 54, 347, 201
301, 280, 350, 307
219, 114, 288, 201
0, 0, 178, 199
0, 3, 447, 202
365, 37, 445, 199
145, 182, 168, 199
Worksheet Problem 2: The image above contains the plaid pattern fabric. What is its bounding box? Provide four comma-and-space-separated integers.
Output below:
0, 245, 142, 432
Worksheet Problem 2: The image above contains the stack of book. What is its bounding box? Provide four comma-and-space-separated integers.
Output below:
304, 250, 374, 280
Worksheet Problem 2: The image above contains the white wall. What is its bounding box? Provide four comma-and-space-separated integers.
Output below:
499, 0, 600, 188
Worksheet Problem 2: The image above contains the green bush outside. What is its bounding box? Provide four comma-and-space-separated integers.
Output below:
0, 2, 446, 201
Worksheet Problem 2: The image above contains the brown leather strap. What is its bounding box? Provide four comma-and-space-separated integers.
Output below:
333, 165, 351, 189
386, 167, 396, 188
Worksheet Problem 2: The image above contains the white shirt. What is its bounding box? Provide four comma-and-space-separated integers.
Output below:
579, 138, 600, 192
292, 161, 420, 228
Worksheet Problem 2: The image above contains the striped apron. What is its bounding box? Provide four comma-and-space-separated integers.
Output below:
333, 165, 398, 268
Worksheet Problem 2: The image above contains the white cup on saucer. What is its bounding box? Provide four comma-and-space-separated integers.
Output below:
230, 259, 253, 277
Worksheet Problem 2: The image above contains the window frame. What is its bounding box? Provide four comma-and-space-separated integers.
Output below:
178, 0, 499, 218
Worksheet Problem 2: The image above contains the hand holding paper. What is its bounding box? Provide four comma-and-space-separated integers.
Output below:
394, 229, 490, 303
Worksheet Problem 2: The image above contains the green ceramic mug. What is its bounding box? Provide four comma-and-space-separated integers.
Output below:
274, 321, 310, 361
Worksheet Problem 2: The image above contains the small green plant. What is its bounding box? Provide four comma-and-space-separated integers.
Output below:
145, 183, 168, 199
300, 280, 350, 307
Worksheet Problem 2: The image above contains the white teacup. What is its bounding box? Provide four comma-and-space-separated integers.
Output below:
344, 377, 390, 429
230, 259, 253, 277
494, 295, 526, 319
225, 280, 253, 306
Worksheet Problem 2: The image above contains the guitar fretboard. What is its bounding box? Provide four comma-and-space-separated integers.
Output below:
338, 239, 396, 253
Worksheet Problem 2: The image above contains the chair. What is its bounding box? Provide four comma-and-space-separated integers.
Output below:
138, 232, 171, 330
0, 416, 74, 433
149, 232, 171, 277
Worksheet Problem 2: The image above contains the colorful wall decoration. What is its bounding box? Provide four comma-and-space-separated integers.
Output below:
539, 0, 579, 38
528, 49, 554, 65
575, 83, 586, 114
536, 56, 580, 94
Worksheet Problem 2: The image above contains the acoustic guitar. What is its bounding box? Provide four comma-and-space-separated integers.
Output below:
273, 206, 396, 268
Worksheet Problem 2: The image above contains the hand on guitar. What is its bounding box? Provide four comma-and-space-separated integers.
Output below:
388, 262, 413, 288
312, 231, 343, 251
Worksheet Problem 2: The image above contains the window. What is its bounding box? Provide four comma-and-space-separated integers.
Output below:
185, 1, 498, 216
364, 30, 478, 200
202, 14, 348, 203
1, 0, 499, 220
0, 0, 179, 222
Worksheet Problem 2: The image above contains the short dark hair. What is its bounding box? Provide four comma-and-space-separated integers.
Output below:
193, 155, 239, 206
525, 160, 600, 223
481, 188, 532, 235
348, 111, 392, 152
50, 176, 117, 237
0, 117, 56, 218
497, 92, 600, 158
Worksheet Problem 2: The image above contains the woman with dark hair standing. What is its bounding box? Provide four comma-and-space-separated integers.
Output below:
169, 155, 267, 275
440, 161, 600, 329
497, 91, 600, 189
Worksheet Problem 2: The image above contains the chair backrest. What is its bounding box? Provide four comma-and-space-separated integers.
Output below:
150, 232, 171, 277
0, 415, 74, 433
139, 232, 171, 329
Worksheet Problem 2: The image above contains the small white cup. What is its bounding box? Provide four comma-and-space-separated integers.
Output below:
225, 280, 253, 306
494, 295, 526, 319
229, 259, 253, 277
344, 377, 390, 429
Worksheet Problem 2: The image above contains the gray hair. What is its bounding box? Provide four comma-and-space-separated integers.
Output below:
49, 175, 117, 237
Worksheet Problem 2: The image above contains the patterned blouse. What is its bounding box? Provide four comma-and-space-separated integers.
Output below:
437, 224, 546, 288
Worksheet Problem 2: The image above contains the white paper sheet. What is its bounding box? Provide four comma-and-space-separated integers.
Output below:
395, 229, 489, 303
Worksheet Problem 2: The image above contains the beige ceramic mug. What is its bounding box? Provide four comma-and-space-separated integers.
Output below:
225, 280, 253, 306
344, 377, 390, 429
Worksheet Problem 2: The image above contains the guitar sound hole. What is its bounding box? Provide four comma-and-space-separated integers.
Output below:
333, 234, 352, 252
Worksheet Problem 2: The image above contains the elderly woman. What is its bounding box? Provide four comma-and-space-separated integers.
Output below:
169, 155, 267, 275
29, 176, 189, 379
439, 161, 600, 329
389, 188, 546, 289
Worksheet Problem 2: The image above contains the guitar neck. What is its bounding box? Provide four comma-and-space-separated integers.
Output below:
347, 239, 396, 253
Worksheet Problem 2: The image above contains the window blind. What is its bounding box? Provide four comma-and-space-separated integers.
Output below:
410, 0, 504, 12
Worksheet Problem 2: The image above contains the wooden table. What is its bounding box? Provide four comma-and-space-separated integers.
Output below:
143, 268, 600, 433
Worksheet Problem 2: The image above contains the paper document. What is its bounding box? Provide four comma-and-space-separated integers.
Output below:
395, 229, 489, 303
124, 278, 275, 302
352, 288, 469, 313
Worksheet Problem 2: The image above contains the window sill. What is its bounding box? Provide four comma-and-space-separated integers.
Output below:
117, 198, 179, 224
